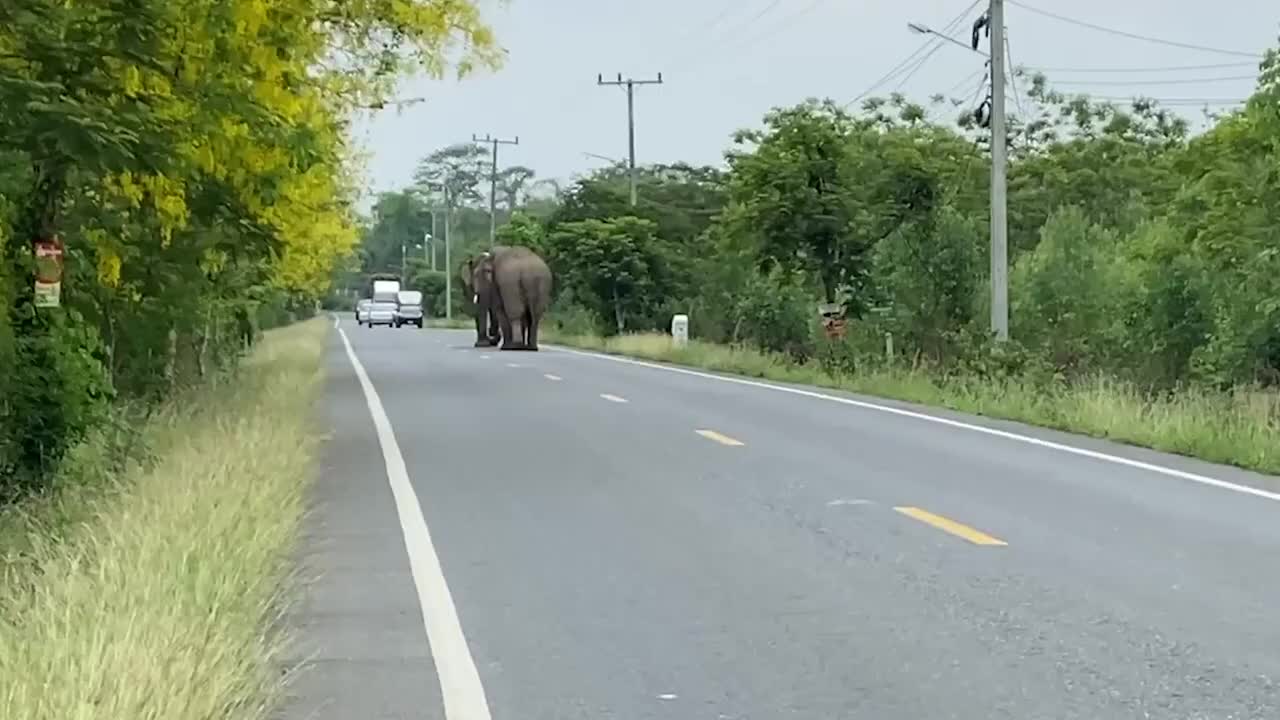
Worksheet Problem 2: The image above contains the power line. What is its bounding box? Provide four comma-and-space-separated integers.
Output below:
894, 40, 949, 92
722, 0, 826, 56
663, 0, 782, 69
668, 0, 826, 75
944, 66, 987, 97
1026, 61, 1258, 74
1005, 35, 1027, 117
1046, 74, 1258, 86
1077, 94, 1248, 105
846, 0, 983, 107
1007, 1, 1263, 59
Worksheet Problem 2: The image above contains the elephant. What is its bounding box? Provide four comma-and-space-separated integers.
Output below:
472, 245, 552, 351
461, 255, 501, 347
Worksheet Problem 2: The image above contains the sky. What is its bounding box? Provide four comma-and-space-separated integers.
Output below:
348, 0, 1277, 207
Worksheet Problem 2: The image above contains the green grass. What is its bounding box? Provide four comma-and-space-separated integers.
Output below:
0, 319, 329, 720
546, 330, 1280, 476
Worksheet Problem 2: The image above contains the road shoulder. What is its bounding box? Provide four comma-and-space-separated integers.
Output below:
278, 330, 442, 720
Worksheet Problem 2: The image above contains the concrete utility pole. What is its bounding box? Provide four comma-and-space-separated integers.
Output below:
427, 183, 454, 319
988, 0, 1009, 341
472, 133, 519, 246
596, 72, 663, 206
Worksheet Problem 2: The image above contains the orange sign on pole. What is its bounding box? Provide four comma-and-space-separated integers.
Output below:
34, 236, 64, 308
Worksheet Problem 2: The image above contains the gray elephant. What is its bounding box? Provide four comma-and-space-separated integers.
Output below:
472, 246, 552, 351
461, 256, 501, 347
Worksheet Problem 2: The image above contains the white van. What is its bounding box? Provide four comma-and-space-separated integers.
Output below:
395, 290, 424, 328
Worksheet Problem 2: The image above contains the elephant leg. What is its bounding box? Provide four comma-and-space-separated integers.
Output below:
493, 304, 515, 350
502, 303, 527, 351
526, 312, 540, 351
473, 310, 489, 347
487, 311, 501, 346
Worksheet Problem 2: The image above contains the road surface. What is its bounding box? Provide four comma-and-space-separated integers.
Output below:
281, 321, 1280, 720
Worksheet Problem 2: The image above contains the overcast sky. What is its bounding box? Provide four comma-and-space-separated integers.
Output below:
349, 0, 1276, 205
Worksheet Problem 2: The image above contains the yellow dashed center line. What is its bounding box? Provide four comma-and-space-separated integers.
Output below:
696, 429, 745, 447
894, 506, 1008, 546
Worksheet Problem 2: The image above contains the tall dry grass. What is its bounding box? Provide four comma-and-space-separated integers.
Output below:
0, 318, 328, 720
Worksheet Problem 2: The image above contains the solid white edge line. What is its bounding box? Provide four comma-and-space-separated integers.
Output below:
338, 327, 493, 720
549, 345, 1280, 504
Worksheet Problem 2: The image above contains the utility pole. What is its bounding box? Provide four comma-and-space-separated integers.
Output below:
596, 72, 663, 206
988, 0, 1009, 341
427, 182, 454, 319
472, 133, 519, 246
441, 186, 452, 320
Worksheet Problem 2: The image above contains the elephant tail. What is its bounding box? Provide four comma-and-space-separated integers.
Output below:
523, 271, 551, 317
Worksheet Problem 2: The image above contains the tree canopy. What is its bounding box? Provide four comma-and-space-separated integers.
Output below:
0, 0, 500, 495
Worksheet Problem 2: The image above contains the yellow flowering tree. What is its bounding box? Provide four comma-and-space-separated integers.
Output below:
0, 0, 500, 489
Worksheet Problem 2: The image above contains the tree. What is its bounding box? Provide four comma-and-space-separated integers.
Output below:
0, 0, 502, 491
724, 100, 869, 306
496, 165, 537, 211
414, 143, 488, 209
543, 216, 668, 334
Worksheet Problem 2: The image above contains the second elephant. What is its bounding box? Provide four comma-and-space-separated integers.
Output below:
474, 246, 553, 351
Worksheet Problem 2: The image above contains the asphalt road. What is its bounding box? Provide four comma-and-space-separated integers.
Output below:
282, 320, 1280, 720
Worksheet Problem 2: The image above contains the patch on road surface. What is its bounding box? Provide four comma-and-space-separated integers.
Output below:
826, 498, 873, 507
894, 506, 1007, 546
696, 429, 745, 446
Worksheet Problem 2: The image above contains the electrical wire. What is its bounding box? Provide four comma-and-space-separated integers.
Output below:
845, 0, 983, 107
893, 39, 948, 92
1044, 74, 1258, 86
969, 69, 990, 106
670, 0, 826, 75
1004, 35, 1028, 117
1006, 0, 1262, 59
944, 66, 987, 97
1078, 95, 1248, 105
1026, 61, 1258, 74
664, 0, 785, 71
660, 0, 764, 68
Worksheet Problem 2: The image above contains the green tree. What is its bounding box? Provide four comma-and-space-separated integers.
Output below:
543, 216, 668, 334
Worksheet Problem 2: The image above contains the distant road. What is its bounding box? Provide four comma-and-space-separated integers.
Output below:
283, 322, 1280, 720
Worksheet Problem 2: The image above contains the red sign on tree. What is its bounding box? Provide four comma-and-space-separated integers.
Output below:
34, 236, 64, 308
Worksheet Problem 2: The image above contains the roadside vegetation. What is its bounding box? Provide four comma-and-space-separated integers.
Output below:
0, 320, 325, 719
0, 0, 498, 501
357, 35, 1280, 474
0, 0, 497, 717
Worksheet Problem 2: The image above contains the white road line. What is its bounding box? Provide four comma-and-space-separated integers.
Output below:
338, 328, 493, 720
600, 393, 628, 403
544, 373, 562, 381
505, 362, 523, 368
550, 346, 1280, 504
479, 354, 491, 360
